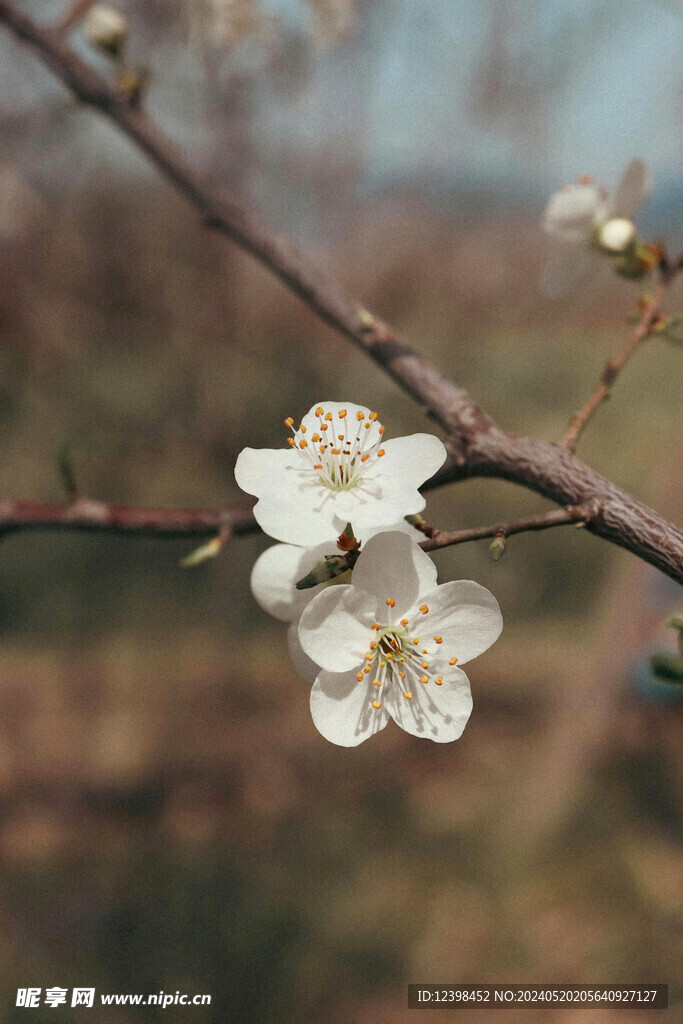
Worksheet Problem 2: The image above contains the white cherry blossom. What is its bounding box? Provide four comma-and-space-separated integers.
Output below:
541, 159, 651, 295
298, 531, 503, 746
235, 402, 446, 546
251, 520, 420, 681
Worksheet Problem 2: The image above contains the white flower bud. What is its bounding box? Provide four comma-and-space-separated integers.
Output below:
84, 5, 129, 57
595, 217, 636, 254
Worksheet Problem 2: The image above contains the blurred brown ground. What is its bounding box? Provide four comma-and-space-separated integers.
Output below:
0, 2, 681, 1021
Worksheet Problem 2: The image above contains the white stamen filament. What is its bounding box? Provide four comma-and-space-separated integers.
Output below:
285, 406, 385, 492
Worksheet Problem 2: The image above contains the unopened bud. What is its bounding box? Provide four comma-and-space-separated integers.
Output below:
595, 217, 636, 254
84, 5, 129, 58
296, 553, 355, 590
180, 533, 228, 568
664, 614, 683, 654
116, 64, 150, 105
649, 653, 683, 684
490, 535, 506, 561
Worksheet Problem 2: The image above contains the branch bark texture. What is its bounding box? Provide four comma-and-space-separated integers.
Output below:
0, 1, 681, 582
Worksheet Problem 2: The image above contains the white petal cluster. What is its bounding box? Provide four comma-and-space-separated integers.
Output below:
236, 401, 502, 746
541, 159, 651, 295
298, 532, 502, 746
235, 401, 446, 546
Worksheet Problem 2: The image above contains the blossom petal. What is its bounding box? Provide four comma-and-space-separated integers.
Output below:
234, 446, 301, 497
287, 622, 320, 682
350, 530, 437, 617
253, 496, 343, 547
385, 665, 472, 742
310, 669, 389, 746
251, 542, 330, 621
542, 184, 605, 242
416, 580, 502, 664
298, 584, 375, 672
374, 433, 447, 489
610, 158, 651, 219
347, 434, 446, 530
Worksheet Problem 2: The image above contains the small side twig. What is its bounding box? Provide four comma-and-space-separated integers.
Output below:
53, 0, 97, 35
418, 504, 596, 554
559, 281, 669, 454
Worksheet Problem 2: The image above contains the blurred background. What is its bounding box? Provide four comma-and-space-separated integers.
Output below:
0, 1, 681, 1021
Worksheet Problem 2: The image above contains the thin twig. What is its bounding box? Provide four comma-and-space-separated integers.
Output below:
53, 0, 97, 35
559, 281, 668, 453
0, 0, 682, 581
0, 497, 258, 540
419, 504, 595, 553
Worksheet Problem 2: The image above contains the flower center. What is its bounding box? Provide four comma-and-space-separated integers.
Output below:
358, 601, 459, 710
285, 406, 386, 492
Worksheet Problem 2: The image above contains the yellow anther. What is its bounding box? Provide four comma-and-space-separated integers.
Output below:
449, 657, 458, 666
325, 412, 333, 421
377, 449, 386, 457
363, 665, 371, 674
386, 598, 395, 607
369, 641, 377, 650
369, 411, 378, 421
413, 638, 420, 645
356, 410, 365, 421
365, 652, 372, 661
403, 691, 413, 700
434, 636, 443, 644
320, 423, 328, 431
422, 649, 428, 654
299, 440, 308, 449
419, 604, 429, 614
361, 453, 370, 462
398, 671, 405, 678
400, 618, 409, 627
284, 417, 294, 427
312, 433, 320, 442
371, 623, 381, 631
379, 661, 386, 668
287, 437, 296, 447
399, 656, 405, 663
373, 679, 381, 687
315, 407, 324, 417
364, 422, 370, 429
372, 700, 382, 709
339, 409, 347, 418
435, 676, 443, 686
313, 464, 323, 470
331, 447, 341, 455
420, 675, 429, 684
299, 424, 306, 434
337, 434, 344, 441
386, 653, 393, 661
357, 672, 364, 682
378, 425, 386, 435
422, 662, 429, 669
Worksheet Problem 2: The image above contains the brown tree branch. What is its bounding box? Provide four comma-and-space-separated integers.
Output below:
0, 1, 682, 583
0, 497, 258, 540
418, 504, 595, 553
560, 280, 669, 453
